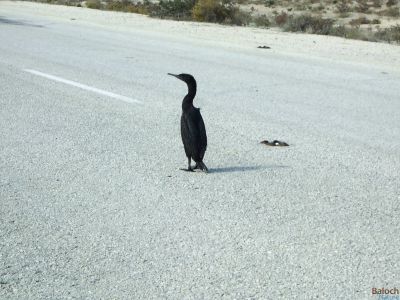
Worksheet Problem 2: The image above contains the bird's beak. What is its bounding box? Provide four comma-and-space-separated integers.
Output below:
168, 73, 179, 79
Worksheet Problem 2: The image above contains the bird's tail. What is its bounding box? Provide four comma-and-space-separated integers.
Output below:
198, 162, 209, 173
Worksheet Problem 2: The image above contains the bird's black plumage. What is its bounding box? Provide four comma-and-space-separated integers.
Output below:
168, 73, 208, 173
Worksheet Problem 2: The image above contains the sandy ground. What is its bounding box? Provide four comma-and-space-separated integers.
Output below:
1, 1, 400, 73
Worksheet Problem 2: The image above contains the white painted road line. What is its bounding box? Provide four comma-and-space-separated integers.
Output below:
24, 69, 142, 104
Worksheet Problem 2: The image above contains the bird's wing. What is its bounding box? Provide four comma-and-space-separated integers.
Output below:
181, 114, 193, 157
196, 110, 207, 160
189, 108, 207, 160
181, 108, 207, 162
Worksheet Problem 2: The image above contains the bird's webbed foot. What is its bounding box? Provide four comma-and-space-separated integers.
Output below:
180, 157, 195, 172
193, 162, 208, 173
180, 167, 194, 172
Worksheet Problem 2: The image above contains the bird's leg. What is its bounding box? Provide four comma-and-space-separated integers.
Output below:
187, 157, 193, 171
180, 157, 194, 172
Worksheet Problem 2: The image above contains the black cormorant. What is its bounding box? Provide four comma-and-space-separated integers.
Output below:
168, 73, 208, 173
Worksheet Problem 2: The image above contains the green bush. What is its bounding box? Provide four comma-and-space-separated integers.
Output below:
150, 0, 195, 20
329, 24, 347, 37
330, 25, 377, 41
371, 0, 382, 8
106, 0, 150, 14
336, 0, 351, 13
380, 7, 400, 17
86, 0, 102, 9
283, 14, 334, 35
192, 0, 250, 25
265, 0, 275, 7
375, 25, 400, 43
355, 0, 369, 13
341, 27, 369, 40
349, 17, 371, 26
106, 0, 129, 11
386, 0, 398, 7
223, 7, 251, 25
105, 0, 128, 11
254, 14, 271, 27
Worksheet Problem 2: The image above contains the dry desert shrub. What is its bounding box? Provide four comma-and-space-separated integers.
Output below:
254, 14, 271, 27
336, 0, 351, 13
192, 0, 250, 25
355, 0, 369, 13
86, 0, 102, 9
282, 14, 335, 35
349, 16, 371, 25
375, 25, 400, 43
274, 11, 288, 26
379, 6, 400, 17
386, 0, 398, 7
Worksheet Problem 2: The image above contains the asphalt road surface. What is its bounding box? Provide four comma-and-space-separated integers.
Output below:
1, 7, 399, 300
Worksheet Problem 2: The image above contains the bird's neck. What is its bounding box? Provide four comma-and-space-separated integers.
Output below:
182, 83, 196, 110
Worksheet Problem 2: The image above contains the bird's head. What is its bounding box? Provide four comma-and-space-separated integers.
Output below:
168, 73, 196, 86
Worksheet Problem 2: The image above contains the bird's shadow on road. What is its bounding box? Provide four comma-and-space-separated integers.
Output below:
0, 16, 44, 28
209, 165, 289, 173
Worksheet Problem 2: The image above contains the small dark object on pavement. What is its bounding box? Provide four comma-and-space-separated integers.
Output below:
257, 45, 271, 49
260, 140, 289, 146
